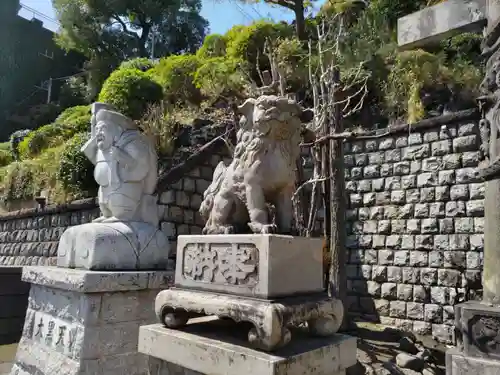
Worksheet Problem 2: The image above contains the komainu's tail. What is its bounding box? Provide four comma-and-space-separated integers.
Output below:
199, 161, 228, 221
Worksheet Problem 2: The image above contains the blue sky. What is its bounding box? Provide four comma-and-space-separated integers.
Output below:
19, 0, 324, 35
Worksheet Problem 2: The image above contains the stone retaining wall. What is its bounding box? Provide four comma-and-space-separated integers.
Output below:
0, 199, 100, 267
342, 110, 483, 343
0, 267, 30, 345
0, 110, 484, 344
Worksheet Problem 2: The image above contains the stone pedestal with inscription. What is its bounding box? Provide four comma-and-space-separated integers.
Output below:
9, 266, 173, 375
153, 234, 345, 353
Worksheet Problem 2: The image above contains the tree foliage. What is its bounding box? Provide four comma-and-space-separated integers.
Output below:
52, 0, 209, 97
98, 68, 164, 119
53, 0, 209, 59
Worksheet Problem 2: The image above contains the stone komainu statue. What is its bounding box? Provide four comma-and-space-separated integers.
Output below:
199, 95, 314, 235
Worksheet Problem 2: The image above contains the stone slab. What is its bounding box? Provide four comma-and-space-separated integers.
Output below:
175, 234, 324, 299
398, 0, 486, 50
10, 268, 174, 375
21, 266, 173, 293
57, 222, 170, 271
446, 347, 500, 375
138, 319, 357, 375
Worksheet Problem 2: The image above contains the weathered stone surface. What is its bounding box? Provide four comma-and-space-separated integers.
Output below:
139, 319, 357, 375
21, 266, 173, 293
175, 234, 323, 299
155, 288, 343, 352
447, 347, 500, 375
397, 0, 486, 49
10, 267, 173, 375
57, 222, 170, 271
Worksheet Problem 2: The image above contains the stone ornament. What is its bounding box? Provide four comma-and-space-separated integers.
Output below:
56, 103, 170, 271
155, 288, 344, 352
174, 234, 324, 298
155, 234, 343, 352
199, 95, 313, 235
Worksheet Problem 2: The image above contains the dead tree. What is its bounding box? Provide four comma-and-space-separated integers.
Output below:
306, 16, 369, 330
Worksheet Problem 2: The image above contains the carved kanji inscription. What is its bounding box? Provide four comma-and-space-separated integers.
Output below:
182, 243, 258, 286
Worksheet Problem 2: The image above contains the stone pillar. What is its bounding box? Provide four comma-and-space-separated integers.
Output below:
9, 266, 172, 375
447, 2, 500, 374
483, 178, 500, 304
487, 0, 500, 31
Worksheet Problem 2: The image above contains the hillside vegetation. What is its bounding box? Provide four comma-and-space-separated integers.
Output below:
0, 0, 484, 205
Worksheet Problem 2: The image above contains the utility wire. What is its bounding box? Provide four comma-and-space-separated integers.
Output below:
19, 3, 60, 27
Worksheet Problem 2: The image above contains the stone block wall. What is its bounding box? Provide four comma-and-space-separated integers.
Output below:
342, 111, 483, 343
158, 153, 231, 258
0, 199, 99, 266
0, 267, 30, 345
0, 110, 485, 344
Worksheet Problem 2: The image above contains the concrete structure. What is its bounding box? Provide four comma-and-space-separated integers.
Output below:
9, 267, 173, 375
397, 0, 486, 50
139, 319, 357, 375
175, 234, 324, 298
155, 235, 344, 352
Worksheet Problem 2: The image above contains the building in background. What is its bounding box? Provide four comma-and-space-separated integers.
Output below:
0, 0, 86, 140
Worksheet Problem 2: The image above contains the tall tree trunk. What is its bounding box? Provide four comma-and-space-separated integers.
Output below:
328, 68, 348, 330
139, 23, 152, 57
294, 4, 307, 41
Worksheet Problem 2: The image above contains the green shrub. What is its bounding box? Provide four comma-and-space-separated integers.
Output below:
196, 34, 227, 59
15, 106, 92, 159
98, 68, 164, 119
385, 50, 448, 123
55, 105, 90, 125
9, 129, 30, 161
194, 57, 249, 100
57, 133, 97, 197
18, 124, 67, 159
0, 142, 13, 167
119, 58, 156, 72
225, 21, 294, 75
149, 55, 201, 105
0, 162, 35, 201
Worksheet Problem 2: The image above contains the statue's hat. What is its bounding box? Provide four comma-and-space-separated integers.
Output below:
95, 109, 137, 130
91, 102, 116, 115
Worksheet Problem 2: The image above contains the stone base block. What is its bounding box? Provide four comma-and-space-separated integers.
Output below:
155, 288, 344, 352
446, 348, 500, 375
57, 222, 170, 270
175, 234, 324, 299
9, 266, 173, 375
455, 301, 500, 360
139, 318, 357, 375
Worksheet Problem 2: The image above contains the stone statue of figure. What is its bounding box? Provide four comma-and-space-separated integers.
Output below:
81, 103, 160, 227
56, 103, 169, 271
